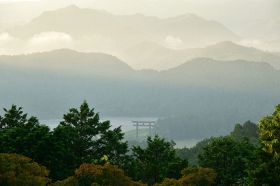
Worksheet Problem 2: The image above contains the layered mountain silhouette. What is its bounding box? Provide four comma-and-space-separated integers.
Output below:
8, 5, 238, 50
0, 49, 133, 77
121, 41, 280, 70
0, 49, 280, 139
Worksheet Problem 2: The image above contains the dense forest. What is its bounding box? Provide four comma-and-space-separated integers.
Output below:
1, 101, 280, 186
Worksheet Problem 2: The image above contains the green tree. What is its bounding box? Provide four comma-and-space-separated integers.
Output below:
48, 101, 128, 180
176, 138, 214, 166
46, 124, 79, 180
259, 105, 280, 159
246, 147, 280, 186
0, 153, 50, 186
0, 105, 50, 164
198, 136, 255, 186
177, 121, 259, 168
247, 104, 280, 185
231, 121, 258, 144
131, 135, 187, 185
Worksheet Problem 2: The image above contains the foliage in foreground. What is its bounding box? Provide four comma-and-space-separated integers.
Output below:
0, 153, 50, 186
0, 153, 215, 186
1, 102, 280, 185
52, 163, 146, 186
176, 121, 258, 166
0, 102, 128, 180
247, 104, 280, 185
198, 136, 256, 186
154, 167, 217, 186
48, 101, 128, 179
130, 135, 188, 185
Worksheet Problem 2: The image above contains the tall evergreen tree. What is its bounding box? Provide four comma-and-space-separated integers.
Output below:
198, 136, 255, 186
0, 105, 50, 164
131, 135, 187, 185
48, 101, 128, 180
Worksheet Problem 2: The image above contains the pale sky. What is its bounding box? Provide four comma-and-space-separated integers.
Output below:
0, 0, 278, 31
0, 0, 39, 2
0, 0, 278, 43
0, 0, 277, 21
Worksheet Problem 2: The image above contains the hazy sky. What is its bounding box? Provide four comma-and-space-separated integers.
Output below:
0, 0, 39, 2
0, 0, 279, 53
0, 0, 277, 29
0, 0, 277, 19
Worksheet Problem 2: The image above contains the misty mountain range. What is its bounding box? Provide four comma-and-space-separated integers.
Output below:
0, 4, 280, 139
1, 5, 279, 70
3, 5, 237, 54
1, 49, 280, 139
121, 41, 280, 70
1, 1, 279, 52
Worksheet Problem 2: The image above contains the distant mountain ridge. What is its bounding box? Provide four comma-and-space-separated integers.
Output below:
163, 57, 278, 89
7, 5, 238, 50
121, 41, 280, 70
1, 49, 280, 139
0, 49, 133, 77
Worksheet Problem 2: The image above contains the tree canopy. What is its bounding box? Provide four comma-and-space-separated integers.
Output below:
46, 101, 129, 180
131, 135, 187, 185
154, 167, 216, 186
0, 153, 50, 186
51, 163, 146, 186
198, 136, 255, 186
248, 104, 280, 185
0, 102, 129, 181
1, 102, 280, 186
259, 105, 280, 159
230, 120, 258, 144
0, 105, 50, 164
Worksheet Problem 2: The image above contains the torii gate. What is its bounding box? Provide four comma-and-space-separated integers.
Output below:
132, 120, 156, 138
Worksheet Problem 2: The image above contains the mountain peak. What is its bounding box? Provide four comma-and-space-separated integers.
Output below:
208, 41, 268, 52
62, 4, 80, 11
47, 4, 111, 17
166, 13, 203, 22
40, 48, 80, 55
36, 4, 82, 19
212, 41, 240, 48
